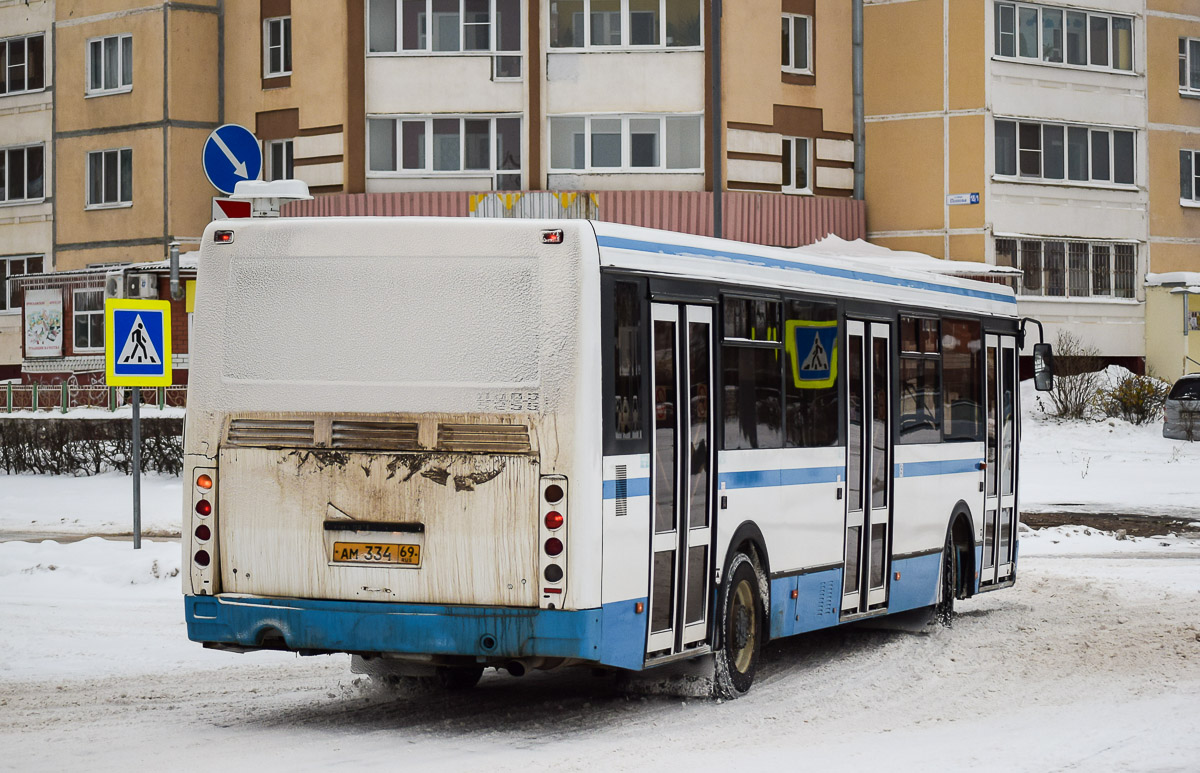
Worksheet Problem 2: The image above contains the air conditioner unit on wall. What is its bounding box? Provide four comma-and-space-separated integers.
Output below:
103, 271, 160, 299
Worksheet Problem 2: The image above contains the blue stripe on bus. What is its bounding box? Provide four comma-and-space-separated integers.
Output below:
597, 235, 1019, 306
602, 477, 651, 499
895, 458, 981, 478
719, 466, 844, 490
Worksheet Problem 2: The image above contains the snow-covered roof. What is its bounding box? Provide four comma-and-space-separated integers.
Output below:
1146, 272, 1200, 293
790, 235, 1023, 277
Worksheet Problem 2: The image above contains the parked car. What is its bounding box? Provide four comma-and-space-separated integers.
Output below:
1163, 374, 1200, 441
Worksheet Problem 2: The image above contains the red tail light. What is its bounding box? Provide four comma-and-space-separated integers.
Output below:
544, 537, 563, 556
194, 550, 211, 567
195, 524, 211, 541
195, 499, 212, 516
544, 511, 563, 530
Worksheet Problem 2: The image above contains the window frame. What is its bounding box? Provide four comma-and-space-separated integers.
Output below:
0, 33, 47, 96
781, 136, 812, 195
264, 139, 294, 182
0, 143, 46, 206
547, 0, 703, 51
367, 114, 524, 190
1183, 38, 1200, 96
1182, 149, 1200, 207
997, 236, 1137, 300
71, 288, 105, 353
0, 254, 43, 314
781, 13, 812, 75
263, 16, 292, 78
368, 0, 525, 74
85, 33, 133, 96
547, 113, 704, 173
85, 147, 133, 209
994, 118, 1136, 188
992, 2, 1134, 74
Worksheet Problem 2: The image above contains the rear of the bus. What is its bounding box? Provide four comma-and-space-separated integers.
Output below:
182, 216, 608, 668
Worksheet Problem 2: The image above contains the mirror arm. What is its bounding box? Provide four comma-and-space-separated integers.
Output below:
1019, 317, 1045, 350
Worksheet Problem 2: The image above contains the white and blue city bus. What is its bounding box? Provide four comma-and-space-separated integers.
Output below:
183, 213, 1047, 696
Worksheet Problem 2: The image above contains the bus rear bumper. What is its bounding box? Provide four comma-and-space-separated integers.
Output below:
185, 594, 647, 670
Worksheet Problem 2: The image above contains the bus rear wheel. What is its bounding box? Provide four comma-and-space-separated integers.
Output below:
714, 553, 762, 699
936, 527, 959, 627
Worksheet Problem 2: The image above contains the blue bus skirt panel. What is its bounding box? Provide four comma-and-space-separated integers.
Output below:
185, 595, 649, 671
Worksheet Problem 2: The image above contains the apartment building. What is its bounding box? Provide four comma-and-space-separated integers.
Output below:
864, 0, 1150, 369
0, 0, 53, 381
1145, 0, 1200, 379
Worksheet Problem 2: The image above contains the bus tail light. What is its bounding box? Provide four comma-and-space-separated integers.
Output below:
538, 476, 567, 609
189, 466, 218, 596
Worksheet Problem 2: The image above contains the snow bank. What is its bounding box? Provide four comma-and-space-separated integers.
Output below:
1, 404, 185, 420
0, 536, 180, 596
0, 471, 182, 536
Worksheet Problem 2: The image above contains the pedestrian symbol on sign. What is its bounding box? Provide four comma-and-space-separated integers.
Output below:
785, 320, 839, 390
118, 316, 161, 365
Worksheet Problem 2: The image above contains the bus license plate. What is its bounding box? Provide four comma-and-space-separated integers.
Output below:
332, 542, 420, 565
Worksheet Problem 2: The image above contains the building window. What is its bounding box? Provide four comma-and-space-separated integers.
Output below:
549, 0, 701, 49
995, 119, 1134, 186
87, 34, 132, 95
265, 139, 294, 181
1184, 39, 1200, 94
549, 114, 702, 172
1, 255, 42, 313
264, 17, 292, 77
72, 289, 104, 351
86, 148, 132, 208
0, 145, 45, 204
1, 33, 46, 95
994, 3, 1132, 72
997, 237, 1135, 299
370, 0, 523, 76
781, 14, 811, 74
1182, 150, 1200, 205
781, 137, 811, 194
368, 115, 522, 190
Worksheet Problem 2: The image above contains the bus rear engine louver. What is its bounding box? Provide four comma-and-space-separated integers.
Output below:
331, 421, 420, 451
226, 419, 315, 448
437, 424, 531, 453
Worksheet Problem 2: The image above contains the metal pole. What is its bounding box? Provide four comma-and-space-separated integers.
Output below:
712, 0, 723, 239
132, 386, 142, 550
853, 0, 865, 200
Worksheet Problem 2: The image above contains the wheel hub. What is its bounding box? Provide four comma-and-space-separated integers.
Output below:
733, 599, 751, 650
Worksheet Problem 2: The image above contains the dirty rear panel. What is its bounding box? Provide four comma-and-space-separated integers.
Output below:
217, 412, 544, 606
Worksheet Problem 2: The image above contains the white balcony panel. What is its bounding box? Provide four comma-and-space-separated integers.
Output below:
546, 52, 704, 115
366, 56, 525, 114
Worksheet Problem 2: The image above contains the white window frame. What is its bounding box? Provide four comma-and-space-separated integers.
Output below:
86, 147, 133, 209
781, 14, 812, 75
1, 33, 47, 96
547, 114, 704, 173
367, 114, 524, 190
1182, 149, 1200, 207
72, 288, 105, 352
0, 144, 46, 206
263, 16, 292, 77
994, 118, 1136, 189
992, 2, 1134, 74
368, 0, 523, 58
781, 136, 812, 195
264, 139, 294, 181
547, 0, 703, 51
1181, 38, 1200, 96
85, 34, 133, 96
0, 254, 43, 314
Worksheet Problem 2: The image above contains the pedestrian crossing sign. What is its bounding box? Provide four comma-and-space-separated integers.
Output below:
785, 319, 838, 390
105, 299, 173, 387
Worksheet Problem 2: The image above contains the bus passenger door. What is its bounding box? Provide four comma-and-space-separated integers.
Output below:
842, 320, 893, 614
646, 303, 715, 658
982, 335, 1018, 586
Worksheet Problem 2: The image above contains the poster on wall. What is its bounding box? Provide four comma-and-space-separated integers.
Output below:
24, 289, 64, 358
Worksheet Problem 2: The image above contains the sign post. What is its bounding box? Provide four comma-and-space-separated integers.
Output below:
105, 299, 173, 549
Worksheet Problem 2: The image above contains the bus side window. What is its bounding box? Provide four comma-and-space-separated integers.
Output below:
898, 315, 942, 443
942, 318, 983, 441
613, 281, 645, 444
783, 298, 839, 448
721, 297, 783, 450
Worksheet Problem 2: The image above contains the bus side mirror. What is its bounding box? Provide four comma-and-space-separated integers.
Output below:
1033, 343, 1054, 392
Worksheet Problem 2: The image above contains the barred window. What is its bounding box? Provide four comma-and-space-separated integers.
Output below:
1003, 237, 1136, 299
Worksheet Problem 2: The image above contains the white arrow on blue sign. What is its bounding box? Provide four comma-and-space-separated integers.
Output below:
203, 124, 263, 195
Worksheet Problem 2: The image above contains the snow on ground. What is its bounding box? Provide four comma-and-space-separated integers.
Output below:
0, 536, 1197, 772
0, 471, 181, 537
1020, 369, 1200, 518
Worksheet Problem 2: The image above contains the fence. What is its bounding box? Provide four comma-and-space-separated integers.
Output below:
3, 384, 188, 414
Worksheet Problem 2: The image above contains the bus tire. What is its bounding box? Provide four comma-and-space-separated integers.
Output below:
935, 527, 958, 627
714, 552, 762, 699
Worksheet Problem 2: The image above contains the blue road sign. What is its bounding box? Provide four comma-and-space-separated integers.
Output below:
203, 124, 263, 195
106, 300, 173, 387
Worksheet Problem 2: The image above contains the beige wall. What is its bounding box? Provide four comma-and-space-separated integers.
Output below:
1145, 287, 1188, 381
864, 117, 944, 235
864, 0, 943, 117
948, 0, 986, 112
869, 234, 947, 259
168, 8, 221, 124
